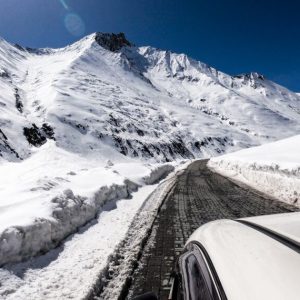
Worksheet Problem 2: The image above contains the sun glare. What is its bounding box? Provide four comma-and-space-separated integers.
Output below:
64, 13, 85, 36
59, 0, 69, 10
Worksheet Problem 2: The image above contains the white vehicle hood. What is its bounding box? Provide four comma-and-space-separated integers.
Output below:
187, 218, 300, 300
240, 212, 300, 246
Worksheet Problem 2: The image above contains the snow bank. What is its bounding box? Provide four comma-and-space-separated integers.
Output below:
0, 182, 138, 266
0, 169, 179, 300
0, 185, 159, 299
142, 164, 175, 184
88, 175, 176, 299
0, 142, 175, 266
208, 135, 300, 207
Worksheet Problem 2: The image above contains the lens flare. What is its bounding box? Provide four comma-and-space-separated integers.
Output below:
64, 13, 85, 36
60, 0, 69, 10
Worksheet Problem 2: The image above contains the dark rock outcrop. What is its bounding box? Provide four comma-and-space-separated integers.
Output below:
0, 69, 9, 79
23, 124, 47, 147
41, 123, 55, 140
23, 123, 55, 147
95, 33, 132, 52
15, 88, 23, 113
0, 129, 20, 159
234, 72, 264, 80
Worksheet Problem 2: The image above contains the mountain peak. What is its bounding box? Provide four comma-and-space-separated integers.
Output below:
94, 32, 132, 52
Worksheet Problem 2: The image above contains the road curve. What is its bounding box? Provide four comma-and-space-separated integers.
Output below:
128, 159, 298, 299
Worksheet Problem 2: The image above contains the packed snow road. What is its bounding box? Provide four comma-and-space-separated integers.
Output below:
124, 159, 298, 299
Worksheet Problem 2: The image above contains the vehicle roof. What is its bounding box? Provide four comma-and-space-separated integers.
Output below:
240, 212, 300, 246
187, 214, 300, 300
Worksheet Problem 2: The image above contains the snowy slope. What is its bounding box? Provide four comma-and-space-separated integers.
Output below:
208, 135, 300, 206
0, 32, 300, 163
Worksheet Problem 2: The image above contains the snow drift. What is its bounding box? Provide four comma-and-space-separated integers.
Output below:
208, 135, 300, 207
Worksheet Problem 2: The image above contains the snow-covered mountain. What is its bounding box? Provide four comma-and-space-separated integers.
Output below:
1, 32, 300, 163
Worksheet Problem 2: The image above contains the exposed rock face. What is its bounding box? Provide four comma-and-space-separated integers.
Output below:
15, 88, 23, 113
23, 123, 55, 147
14, 43, 51, 55
234, 72, 265, 81
0, 128, 20, 159
233, 72, 265, 89
23, 124, 47, 147
0, 68, 9, 78
95, 32, 132, 52
14, 43, 26, 51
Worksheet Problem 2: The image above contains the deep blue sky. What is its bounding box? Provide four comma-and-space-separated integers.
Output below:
0, 0, 299, 91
